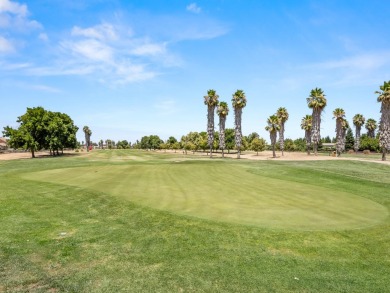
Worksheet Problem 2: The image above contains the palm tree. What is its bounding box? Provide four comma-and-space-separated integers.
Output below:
307, 88, 327, 155
365, 118, 377, 138
333, 108, 346, 157
232, 90, 247, 159
265, 115, 280, 158
83, 126, 92, 152
340, 119, 349, 155
216, 101, 229, 158
204, 89, 219, 158
276, 107, 289, 156
353, 114, 365, 153
375, 80, 390, 161
300, 115, 312, 155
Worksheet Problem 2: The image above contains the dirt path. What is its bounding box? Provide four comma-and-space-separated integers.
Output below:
168, 150, 390, 165
0, 150, 87, 161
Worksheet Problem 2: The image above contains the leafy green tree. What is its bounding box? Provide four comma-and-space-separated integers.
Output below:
172, 142, 180, 153
198, 132, 208, 152
239, 136, 249, 152
159, 142, 168, 152
167, 136, 177, 150
46, 111, 78, 155
149, 135, 163, 150
345, 127, 354, 151
232, 90, 247, 159
204, 89, 219, 158
180, 135, 189, 154
293, 138, 306, 152
365, 118, 377, 138
246, 132, 259, 144
250, 137, 266, 155
276, 107, 289, 156
83, 126, 92, 152
213, 131, 219, 151
3, 107, 47, 158
140, 136, 150, 149
265, 115, 280, 158
224, 128, 235, 153
360, 134, 380, 152
375, 80, 390, 160
216, 101, 229, 157
300, 115, 312, 155
117, 140, 129, 149
353, 114, 365, 153
3, 107, 78, 158
307, 88, 327, 155
282, 138, 295, 151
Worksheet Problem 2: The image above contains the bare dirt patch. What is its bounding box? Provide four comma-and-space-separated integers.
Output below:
163, 150, 390, 165
0, 150, 87, 161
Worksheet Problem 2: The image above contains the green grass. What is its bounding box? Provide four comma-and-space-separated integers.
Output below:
1, 150, 390, 292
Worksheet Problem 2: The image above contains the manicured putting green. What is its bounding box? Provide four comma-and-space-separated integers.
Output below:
23, 161, 387, 230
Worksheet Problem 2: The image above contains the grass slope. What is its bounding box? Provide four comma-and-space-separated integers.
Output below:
1, 150, 389, 292
23, 157, 387, 231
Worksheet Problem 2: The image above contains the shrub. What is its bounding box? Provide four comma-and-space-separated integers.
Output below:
348, 150, 354, 154
363, 150, 371, 155
360, 136, 379, 152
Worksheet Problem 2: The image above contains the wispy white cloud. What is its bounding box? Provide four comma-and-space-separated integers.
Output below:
286, 51, 390, 88
0, 0, 27, 17
186, 3, 201, 14
0, 3, 227, 85
71, 23, 119, 41
25, 64, 95, 76
61, 39, 113, 62
130, 42, 166, 56
29, 84, 61, 93
0, 61, 31, 69
313, 52, 390, 71
0, 35, 14, 53
38, 32, 48, 41
26, 21, 178, 84
0, 0, 42, 30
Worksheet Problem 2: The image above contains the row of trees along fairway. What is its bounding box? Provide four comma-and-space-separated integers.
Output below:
298, 83, 389, 160
204, 89, 247, 159
3, 107, 78, 158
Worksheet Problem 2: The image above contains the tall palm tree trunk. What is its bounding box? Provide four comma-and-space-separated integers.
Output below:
335, 119, 342, 157
207, 105, 215, 158
305, 130, 311, 155
312, 109, 321, 156
234, 107, 242, 159
219, 116, 226, 158
379, 101, 390, 161
271, 132, 277, 158
354, 126, 361, 153
279, 123, 285, 156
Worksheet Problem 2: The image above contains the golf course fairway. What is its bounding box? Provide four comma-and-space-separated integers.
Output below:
22, 158, 387, 231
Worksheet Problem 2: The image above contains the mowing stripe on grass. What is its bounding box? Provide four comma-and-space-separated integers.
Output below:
22, 161, 387, 231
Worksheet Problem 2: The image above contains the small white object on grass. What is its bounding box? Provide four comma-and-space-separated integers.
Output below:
294, 277, 299, 280
59, 232, 67, 236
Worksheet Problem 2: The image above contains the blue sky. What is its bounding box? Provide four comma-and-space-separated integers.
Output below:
1, 0, 389, 143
